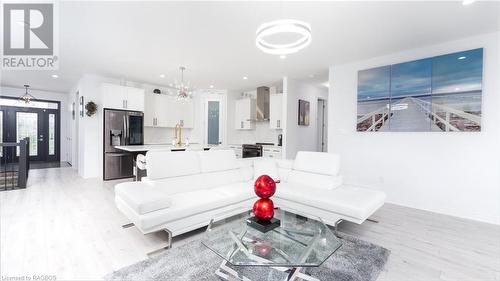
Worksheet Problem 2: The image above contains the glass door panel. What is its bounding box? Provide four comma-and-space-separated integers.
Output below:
207, 101, 220, 145
48, 113, 55, 155
16, 112, 38, 156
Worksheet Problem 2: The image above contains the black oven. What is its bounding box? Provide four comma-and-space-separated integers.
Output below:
242, 144, 262, 158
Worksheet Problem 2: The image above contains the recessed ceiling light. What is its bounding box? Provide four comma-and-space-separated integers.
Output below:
309, 74, 315, 78
51, 74, 58, 78
280, 55, 286, 59
458, 56, 466, 60
243, 76, 248, 80
462, 0, 476, 5
209, 85, 214, 89
159, 74, 165, 78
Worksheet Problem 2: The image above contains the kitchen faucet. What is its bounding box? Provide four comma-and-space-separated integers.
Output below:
174, 123, 182, 146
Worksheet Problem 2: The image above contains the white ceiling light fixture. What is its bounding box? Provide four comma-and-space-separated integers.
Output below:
462, 0, 476, 5
172, 66, 193, 102
51, 74, 58, 79
159, 74, 165, 78
243, 76, 248, 80
256, 19, 312, 55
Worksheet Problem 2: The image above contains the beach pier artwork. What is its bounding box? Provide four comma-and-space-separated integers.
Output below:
357, 48, 483, 132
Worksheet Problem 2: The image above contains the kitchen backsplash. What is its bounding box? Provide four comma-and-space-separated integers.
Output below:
227, 121, 282, 145
144, 127, 196, 144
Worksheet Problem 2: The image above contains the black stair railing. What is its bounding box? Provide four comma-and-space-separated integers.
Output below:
0, 137, 30, 191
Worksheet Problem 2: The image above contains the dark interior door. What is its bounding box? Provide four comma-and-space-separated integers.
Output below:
1, 103, 60, 163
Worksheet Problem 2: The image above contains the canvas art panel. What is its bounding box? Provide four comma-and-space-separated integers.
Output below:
298, 99, 310, 126
357, 48, 483, 132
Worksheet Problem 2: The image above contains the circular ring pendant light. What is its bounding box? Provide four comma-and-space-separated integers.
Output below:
256, 19, 312, 55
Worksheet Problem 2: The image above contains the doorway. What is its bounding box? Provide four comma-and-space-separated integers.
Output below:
317, 98, 328, 152
0, 97, 60, 163
204, 95, 226, 145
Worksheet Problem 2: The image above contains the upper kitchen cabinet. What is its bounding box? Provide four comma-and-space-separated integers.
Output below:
269, 93, 283, 129
102, 83, 145, 112
235, 98, 256, 130
144, 93, 194, 128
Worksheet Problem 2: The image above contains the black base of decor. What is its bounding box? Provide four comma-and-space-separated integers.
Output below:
246, 217, 281, 233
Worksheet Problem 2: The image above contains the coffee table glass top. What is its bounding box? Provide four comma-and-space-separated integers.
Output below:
201, 209, 342, 267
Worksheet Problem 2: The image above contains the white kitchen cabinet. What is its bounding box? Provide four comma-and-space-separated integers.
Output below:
144, 94, 194, 128
269, 93, 283, 130
262, 147, 282, 159
125, 87, 145, 112
145, 94, 170, 127
234, 98, 255, 130
102, 83, 145, 111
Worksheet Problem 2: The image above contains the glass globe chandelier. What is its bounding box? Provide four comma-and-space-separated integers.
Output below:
173, 66, 193, 102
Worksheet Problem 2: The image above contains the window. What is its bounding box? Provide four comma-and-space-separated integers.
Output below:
16, 112, 38, 156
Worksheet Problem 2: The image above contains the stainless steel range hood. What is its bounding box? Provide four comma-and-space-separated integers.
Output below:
256, 86, 270, 121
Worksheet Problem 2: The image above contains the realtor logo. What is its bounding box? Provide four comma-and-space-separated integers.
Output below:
2, 2, 58, 69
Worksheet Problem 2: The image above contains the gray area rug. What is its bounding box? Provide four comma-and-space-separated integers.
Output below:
105, 231, 390, 281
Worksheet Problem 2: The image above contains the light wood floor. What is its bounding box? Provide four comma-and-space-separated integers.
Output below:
1, 167, 499, 280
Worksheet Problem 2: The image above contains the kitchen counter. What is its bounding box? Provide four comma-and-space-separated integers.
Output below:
115, 143, 219, 152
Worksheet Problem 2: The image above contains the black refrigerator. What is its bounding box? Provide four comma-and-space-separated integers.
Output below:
103, 109, 143, 180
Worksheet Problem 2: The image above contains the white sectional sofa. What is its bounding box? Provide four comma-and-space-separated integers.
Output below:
114, 150, 385, 250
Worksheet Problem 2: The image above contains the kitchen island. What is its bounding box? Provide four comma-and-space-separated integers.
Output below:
114, 143, 223, 181
114, 143, 219, 152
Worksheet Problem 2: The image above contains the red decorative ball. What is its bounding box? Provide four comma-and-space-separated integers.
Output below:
254, 175, 276, 199
253, 198, 274, 221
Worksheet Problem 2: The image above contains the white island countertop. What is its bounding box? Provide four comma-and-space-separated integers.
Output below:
115, 143, 220, 152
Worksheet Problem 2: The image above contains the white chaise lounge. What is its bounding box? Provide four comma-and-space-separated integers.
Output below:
114, 150, 385, 251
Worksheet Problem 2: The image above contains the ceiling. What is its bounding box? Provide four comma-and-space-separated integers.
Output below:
1, 1, 499, 93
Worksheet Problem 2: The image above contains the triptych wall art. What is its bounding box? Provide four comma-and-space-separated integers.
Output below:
357, 48, 483, 132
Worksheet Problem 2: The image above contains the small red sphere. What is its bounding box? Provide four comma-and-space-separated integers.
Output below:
254, 175, 276, 199
255, 243, 272, 257
253, 198, 274, 221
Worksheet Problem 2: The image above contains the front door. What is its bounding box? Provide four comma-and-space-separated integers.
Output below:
1, 99, 60, 163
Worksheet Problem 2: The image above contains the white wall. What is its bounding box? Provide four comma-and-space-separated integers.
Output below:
284, 78, 328, 159
0, 86, 71, 162
328, 32, 500, 225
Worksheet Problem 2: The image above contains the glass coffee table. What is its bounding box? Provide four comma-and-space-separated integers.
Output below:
202, 209, 342, 281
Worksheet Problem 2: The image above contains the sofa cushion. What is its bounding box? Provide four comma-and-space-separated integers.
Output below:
198, 150, 237, 173
146, 150, 200, 180
293, 151, 340, 176
146, 173, 205, 194
201, 169, 243, 189
253, 158, 279, 180
288, 170, 343, 190
115, 182, 172, 215
137, 184, 254, 229
276, 183, 386, 221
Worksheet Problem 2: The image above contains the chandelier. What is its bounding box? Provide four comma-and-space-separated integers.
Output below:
256, 19, 312, 55
173, 66, 193, 102
19, 85, 35, 104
